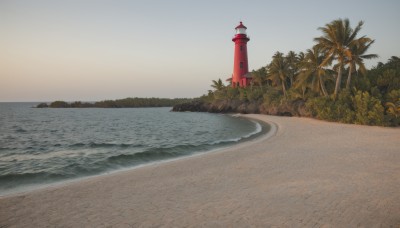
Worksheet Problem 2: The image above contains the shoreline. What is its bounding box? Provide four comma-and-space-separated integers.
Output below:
0, 115, 271, 198
1, 115, 399, 227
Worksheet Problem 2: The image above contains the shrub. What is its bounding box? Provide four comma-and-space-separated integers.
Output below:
247, 88, 264, 102
263, 88, 282, 107
306, 90, 354, 123
225, 87, 240, 100
353, 91, 385, 125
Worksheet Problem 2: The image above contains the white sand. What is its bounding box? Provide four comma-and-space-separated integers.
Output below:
1, 115, 399, 227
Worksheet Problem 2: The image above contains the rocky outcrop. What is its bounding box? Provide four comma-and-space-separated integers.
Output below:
171, 100, 208, 112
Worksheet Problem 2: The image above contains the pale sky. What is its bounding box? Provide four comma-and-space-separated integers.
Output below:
1, 0, 399, 102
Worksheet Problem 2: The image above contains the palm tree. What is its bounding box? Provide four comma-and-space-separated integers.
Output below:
295, 51, 307, 97
297, 52, 305, 66
345, 38, 378, 89
388, 56, 400, 65
296, 45, 331, 96
314, 18, 364, 97
286, 51, 298, 87
267, 52, 289, 97
211, 78, 225, 91
251, 69, 265, 92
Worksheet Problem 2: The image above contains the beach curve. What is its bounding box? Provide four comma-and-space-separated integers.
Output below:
0, 115, 399, 227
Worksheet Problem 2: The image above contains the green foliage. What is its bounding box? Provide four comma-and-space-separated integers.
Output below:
239, 88, 247, 101
306, 90, 385, 125
306, 90, 354, 123
384, 89, 400, 125
263, 87, 282, 107
286, 87, 308, 100
49, 101, 70, 108
247, 88, 264, 102
306, 96, 335, 120
358, 56, 400, 98
353, 74, 371, 92
267, 51, 290, 96
36, 103, 48, 108
314, 18, 370, 97
70, 101, 94, 108
211, 78, 225, 91
93, 98, 192, 108
199, 91, 214, 103
226, 87, 240, 100
295, 45, 331, 97
385, 89, 400, 103
352, 91, 385, 125
377, 69, 400, 93
370, 86, 382, 100
251, 68, 267, 90
38, 98, 193, 108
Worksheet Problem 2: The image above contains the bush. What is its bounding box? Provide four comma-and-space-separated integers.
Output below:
306, 90, 355, 123
352, 91, 385, 125
384, 89, 400, 126
263, 88, 282, 107
225, 87, 240, 100
247, 88, 264, 102
385, 89, 400, 103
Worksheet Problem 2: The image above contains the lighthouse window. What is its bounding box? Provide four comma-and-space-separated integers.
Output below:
240, 45, 243, 51
240, 62, 243, 69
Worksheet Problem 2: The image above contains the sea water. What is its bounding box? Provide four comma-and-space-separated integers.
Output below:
0, 103, 268, 195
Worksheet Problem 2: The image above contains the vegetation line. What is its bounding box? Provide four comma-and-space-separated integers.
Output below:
36, 97, 193, 108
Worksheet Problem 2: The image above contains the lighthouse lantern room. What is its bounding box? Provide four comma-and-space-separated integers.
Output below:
231, 21, 251, 87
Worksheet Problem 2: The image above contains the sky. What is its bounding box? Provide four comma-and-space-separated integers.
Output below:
1, 0, 400, 102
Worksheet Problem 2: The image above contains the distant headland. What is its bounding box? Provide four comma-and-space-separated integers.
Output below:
36, 97, 193, 108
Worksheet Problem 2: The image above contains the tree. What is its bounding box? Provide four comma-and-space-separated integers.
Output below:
315, 18, 364, 98
267, 52, 289, 97
285, 51, 298, 87
211, 78, 225, 91
251, 69, 266, 92
296, 45, 331, 96
345, 38, 378, 89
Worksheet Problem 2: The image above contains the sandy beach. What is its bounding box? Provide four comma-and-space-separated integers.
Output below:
1, 115, 399, 227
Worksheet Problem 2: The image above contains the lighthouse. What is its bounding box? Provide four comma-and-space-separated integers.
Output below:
232, 21, 251, 87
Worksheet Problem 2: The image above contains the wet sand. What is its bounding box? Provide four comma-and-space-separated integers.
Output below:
1, 115, 399, 227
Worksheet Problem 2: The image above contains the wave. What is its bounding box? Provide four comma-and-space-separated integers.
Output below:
106, 144, 204, 165
69, 142, 144, 149
105, 121, 265, 166
0, 172, 68, 191
209, 121, 263, 145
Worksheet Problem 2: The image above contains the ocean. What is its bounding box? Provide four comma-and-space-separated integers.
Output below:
0, 103, 268, 195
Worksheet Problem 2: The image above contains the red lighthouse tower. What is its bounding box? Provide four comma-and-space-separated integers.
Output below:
232, 21, 251, 87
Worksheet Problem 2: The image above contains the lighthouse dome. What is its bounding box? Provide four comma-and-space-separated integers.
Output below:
235, 21, 247, 34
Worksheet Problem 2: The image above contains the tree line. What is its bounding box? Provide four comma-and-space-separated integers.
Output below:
37, 97, 193, 108
202, 18, 400, 126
